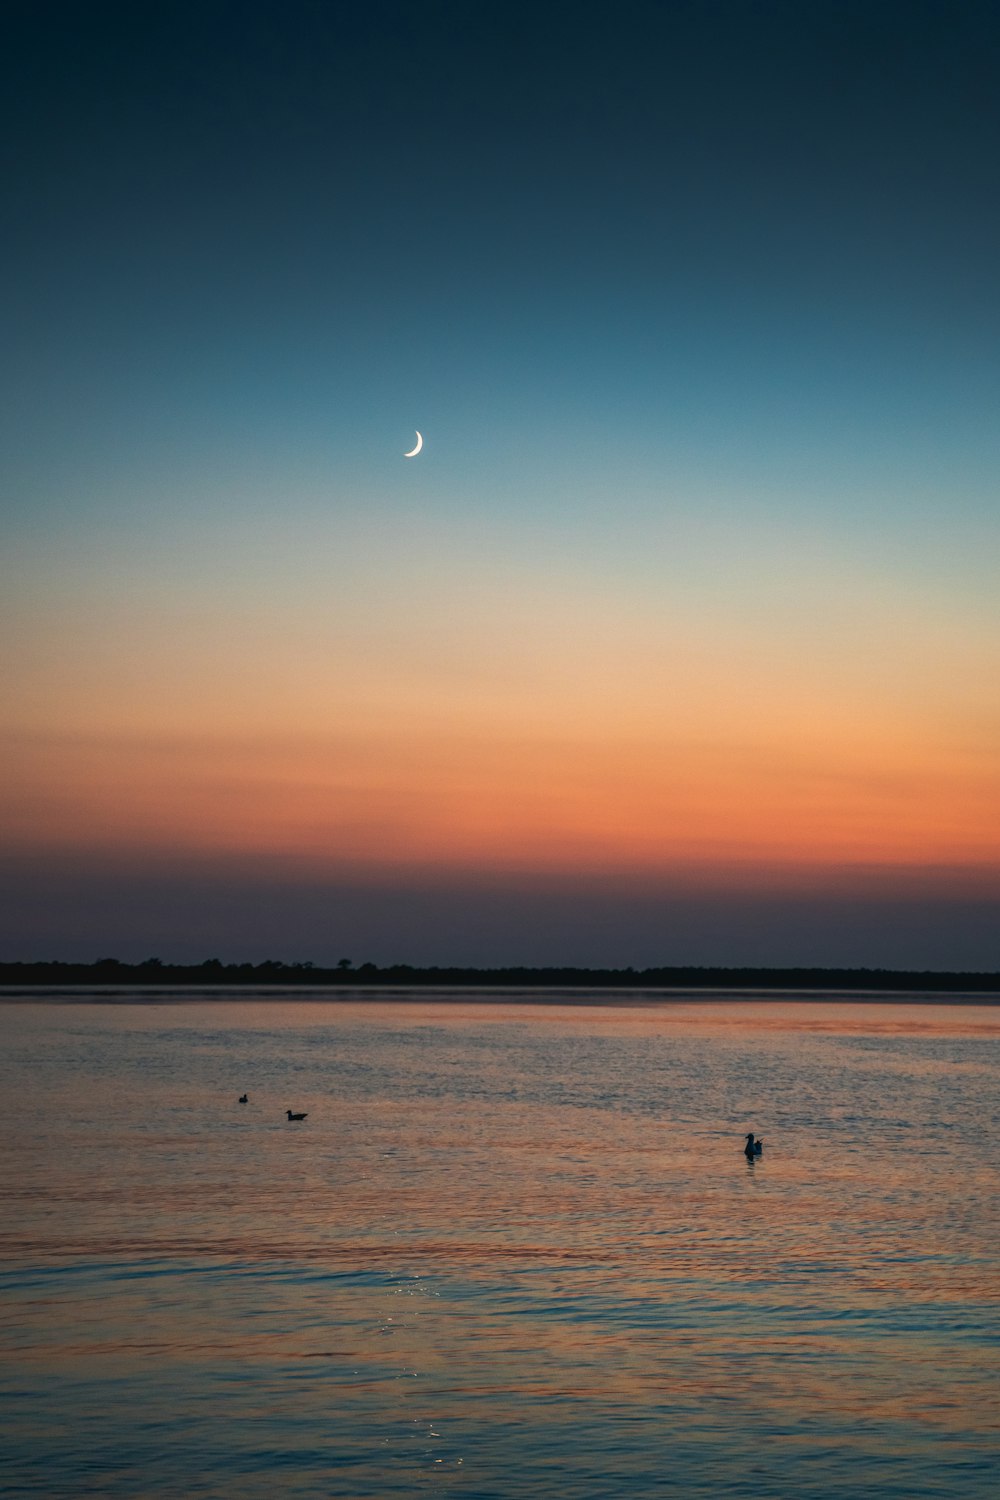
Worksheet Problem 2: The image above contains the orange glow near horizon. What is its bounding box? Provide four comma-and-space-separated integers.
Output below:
5, 721, 999, 879
5, 492, 1000, 902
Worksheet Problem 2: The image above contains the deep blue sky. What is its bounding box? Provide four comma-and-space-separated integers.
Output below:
7, 0, 998, 472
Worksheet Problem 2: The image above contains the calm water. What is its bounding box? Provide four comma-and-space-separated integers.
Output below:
1, 993, 998, 1498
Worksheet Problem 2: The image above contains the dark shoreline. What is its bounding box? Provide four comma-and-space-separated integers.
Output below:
2, 988, 1000, 1008
1, 960, 999, 996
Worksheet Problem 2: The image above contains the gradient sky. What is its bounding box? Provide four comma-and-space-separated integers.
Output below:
3, 0, 999, 967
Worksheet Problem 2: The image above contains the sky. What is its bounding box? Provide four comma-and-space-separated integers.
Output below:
2, 0, 999, 968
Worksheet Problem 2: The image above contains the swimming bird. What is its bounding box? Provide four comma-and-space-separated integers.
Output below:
286, 1110, 308, 1121
238, 1094, 248, 1104
744, 1132, 763, 1158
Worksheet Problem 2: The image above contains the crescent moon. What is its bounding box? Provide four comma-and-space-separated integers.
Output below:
404, 430, 423, 458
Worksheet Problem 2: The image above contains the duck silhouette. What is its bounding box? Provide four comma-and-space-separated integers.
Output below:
238, 1094, 248, 1104
286, 1110, 308, 1121
744, 1132, 763, 1158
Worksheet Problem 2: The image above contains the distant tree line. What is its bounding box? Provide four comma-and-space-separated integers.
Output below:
1, 957, 998, 992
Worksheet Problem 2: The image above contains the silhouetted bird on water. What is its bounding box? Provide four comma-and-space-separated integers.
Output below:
744, 1132, 763, 1158
238, 1094, 248, 1104
286, 1110, 308, 1121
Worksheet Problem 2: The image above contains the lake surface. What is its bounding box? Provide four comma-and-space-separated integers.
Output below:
1, 993, 998, 1498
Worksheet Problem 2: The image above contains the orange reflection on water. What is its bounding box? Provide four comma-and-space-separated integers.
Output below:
1, 998, 998, 1497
